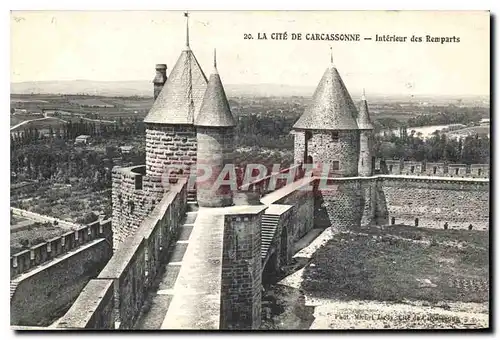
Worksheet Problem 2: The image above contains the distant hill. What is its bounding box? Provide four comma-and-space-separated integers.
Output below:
10, 80, 489, 103
10, 80, 316, 98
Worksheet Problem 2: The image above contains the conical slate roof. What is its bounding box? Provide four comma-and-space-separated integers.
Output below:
357, 93, 374, 130
195, 66, 236, 127
144, 48, 208, 125
293, 64, 359, 130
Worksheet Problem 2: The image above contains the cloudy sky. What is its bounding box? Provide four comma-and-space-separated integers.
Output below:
11, 10, 489, 96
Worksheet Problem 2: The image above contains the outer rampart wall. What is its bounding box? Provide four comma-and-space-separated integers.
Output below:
318, 175, 489, 231
57, 179, 187, 330
10, 236, 113, 326
379, 176, 489, 230
383, 159, 489, 178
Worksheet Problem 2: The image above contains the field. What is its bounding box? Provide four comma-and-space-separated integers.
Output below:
264, 225, 489, 329
10, 114, 45, 127
11, 117, 68, 132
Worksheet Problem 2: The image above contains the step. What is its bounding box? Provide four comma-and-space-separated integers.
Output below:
187, 202, 199, 212
184, 212, 198, 224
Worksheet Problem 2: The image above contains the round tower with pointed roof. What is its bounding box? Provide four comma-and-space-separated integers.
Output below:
144, 14, 208, 181
292, 53, 360, 177
357, 90, 375, 176
195, 49, 236, 207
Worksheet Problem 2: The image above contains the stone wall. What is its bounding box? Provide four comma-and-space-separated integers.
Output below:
318, 176, 489, 231
293, 130, 306, 164
56, 279, 114, 329
221, 206, 266, 330
57, 179, 187, 330
316, 178, 364, 231
358, 131, 373, 176
145, 123, 197, 178
379, 177, 489, 230
11, 220, 112, 279
111, 165, 168, 248
306, 129, 360, 176
11, 237, 113, 326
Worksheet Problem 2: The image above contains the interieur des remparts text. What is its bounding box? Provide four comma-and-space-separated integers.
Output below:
243, 32, 461, 44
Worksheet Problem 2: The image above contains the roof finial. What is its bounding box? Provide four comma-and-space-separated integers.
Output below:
184, 11, 190, 49
362, 88, 366, 101
330, 46, 333, 65
214, 48, 217, 68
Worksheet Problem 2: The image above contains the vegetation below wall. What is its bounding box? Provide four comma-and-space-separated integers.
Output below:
301, 225, 488, 303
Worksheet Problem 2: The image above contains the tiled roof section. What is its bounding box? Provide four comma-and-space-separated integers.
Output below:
195, 67, 236, 127
144, 49, 208, 125
357, 96, 374, 130
293, 65, 359, 130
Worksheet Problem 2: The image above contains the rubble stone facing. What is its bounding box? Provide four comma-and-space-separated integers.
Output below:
318, 179, 363, 231
293, 131, 306, 164
145, 123, 197, 178
358, 131, 373, 176
380, 177, 489, 229
221, 210, 264, 330
111, 165, 166, 249
295, 129, 360, 176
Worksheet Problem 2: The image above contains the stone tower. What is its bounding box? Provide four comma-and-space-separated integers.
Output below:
292, 54, 360, 177
143, 17, 208, 181
194, 50, 237, 207
152, 64, 167, 100
357, 90, 374, 176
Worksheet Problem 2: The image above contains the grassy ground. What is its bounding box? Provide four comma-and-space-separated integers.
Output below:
11, 222, 73, 254
301, 225, 489, 303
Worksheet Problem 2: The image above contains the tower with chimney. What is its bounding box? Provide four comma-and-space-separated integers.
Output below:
144, 13, 207, 181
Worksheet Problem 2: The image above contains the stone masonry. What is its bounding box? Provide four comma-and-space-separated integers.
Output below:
145, 123, 197, 179
221, 207, 265, 330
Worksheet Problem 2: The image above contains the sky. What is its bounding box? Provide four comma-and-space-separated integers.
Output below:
10, 10, 490, 96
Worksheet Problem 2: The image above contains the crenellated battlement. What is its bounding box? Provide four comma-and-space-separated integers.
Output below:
382, 159, 489, 178
10, 220, 112, 279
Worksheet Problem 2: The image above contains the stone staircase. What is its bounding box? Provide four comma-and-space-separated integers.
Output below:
134, 202, 198, 329
10, 281, 19, 301
261, 214, 280, 260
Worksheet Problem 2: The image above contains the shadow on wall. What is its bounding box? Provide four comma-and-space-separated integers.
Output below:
313, 190, 333, 230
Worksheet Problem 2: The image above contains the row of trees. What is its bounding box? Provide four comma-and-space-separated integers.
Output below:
375, 131, 490, 164
11, 119, 146, 148
406, 106, 487, 127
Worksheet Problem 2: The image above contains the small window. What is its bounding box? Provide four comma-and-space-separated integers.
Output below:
410, 166, 415, 173
433, 167, 437, 174
135, 175, 143, 190
455, 168, 459, 175
332, 161, 340, 170
332, 131, 339, 142
361, 159, 364, 166
389, 165, 393, 172
478, 169, 482, 176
